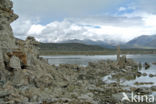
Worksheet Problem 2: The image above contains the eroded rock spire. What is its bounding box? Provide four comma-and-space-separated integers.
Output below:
0, 0, 18, 49
117, 45, 120, 61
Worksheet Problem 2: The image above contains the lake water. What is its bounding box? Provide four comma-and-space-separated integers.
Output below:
42, 54, 156, 66
42, 54, 156, 88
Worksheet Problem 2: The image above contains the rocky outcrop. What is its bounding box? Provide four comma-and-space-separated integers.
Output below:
0, 0, 18, 49
9, 56, 21, 69
144, 62, 150, 69
116, 45, 120, 61
152, 62, 156, 65
0, 0, 146, 104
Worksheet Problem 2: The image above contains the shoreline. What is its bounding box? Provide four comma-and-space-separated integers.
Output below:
40, 50, 156, 56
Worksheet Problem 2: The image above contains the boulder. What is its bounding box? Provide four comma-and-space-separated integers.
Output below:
0, 0, 13, 10
118, 55, 127, 68
0, 46, 5, 70
9, 56, 21, 69
0, 90, 11, 98
144, 62, 150, 69
151, 86, 156, 91
25, 36, 40, 56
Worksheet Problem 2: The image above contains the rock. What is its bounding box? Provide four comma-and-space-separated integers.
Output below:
25, 36, 40, 57
118, 55, 127, 68
0, 91, 10, 98
12, 70, 30, 86
0, 0, 13, 10
152, 62, 156, 65
134, 87, 152, 95
144, 62, 150, 69
134, 82, 154, 85
0, 46, 5, 70
34, 74, 53, 88
149, 74, 154, 77
9, 56, 21, 69
142, 73, 147, 76
136, 72, 142, 77
116, 45, 120, 61
0, 0, 18, 49
139, 62, 142, 69
151, 86, 156, 91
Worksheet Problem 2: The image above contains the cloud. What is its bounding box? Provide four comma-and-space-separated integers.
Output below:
118, 7, 126, 12
134, 0, 156, 14
143, 15, 156, 27
12, 0, 125, 22
11, 0, 156, 44
11, 17, 40, 39
11, 14, 156, 44
67, 16, 143, 27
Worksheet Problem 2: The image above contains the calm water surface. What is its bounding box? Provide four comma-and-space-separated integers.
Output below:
42, 54, 156, 66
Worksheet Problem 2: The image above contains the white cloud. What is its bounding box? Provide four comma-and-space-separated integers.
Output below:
118, 7, 126, 12
10, 0, 156, 45
11, 13, 156, 44
28, 25, 45, 35
143, 15, 156, 27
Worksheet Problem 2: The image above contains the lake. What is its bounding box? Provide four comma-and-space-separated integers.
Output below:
42, 54, 156, 89
42, 54, 156, 66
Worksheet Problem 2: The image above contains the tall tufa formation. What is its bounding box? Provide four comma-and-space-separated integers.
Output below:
117, 45, 120, 61
0, 0, 18, 49
0, 0, 44, 83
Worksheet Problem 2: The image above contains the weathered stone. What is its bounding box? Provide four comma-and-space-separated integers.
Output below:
151, 86, 156, 91
142, 73, 147, 76
0, 25, 4, 30
0, 46, 5, 70
149, 74, 154, 77
0, 0, 13, 10
139, 62, 142, 69
118, 55, 127, 68
134, 87, 152, 95
116, 45, 120, 61
0, 0, 18, 49
34, 74, 53, 88
9, 56, 21, 69
0, 91, 11, 98
25, 36, 40, 56
144, 62, 150, 69
11, 70, 29, 86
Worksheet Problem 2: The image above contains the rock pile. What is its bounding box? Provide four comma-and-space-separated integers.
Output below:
0, 0, 146, 104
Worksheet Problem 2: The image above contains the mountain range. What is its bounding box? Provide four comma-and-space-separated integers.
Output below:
59, 35, 156, 49
125, 35, 156, 49
60, 39, 115, 49
39, 34, 156, 52
39, 43, 105, 51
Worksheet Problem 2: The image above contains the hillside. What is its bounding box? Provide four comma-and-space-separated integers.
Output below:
60, 39, 115, 49
126, 35, 156, 49
39, 43, 105, 51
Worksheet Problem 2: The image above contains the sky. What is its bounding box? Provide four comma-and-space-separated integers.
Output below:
11, 0, 156, 44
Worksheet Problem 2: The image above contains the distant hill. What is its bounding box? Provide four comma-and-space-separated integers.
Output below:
39, 43, 106, 51
126, 35, 156, 49
60, 39, 115, 49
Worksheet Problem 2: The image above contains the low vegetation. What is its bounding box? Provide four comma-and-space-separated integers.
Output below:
39, 43, 156, 55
